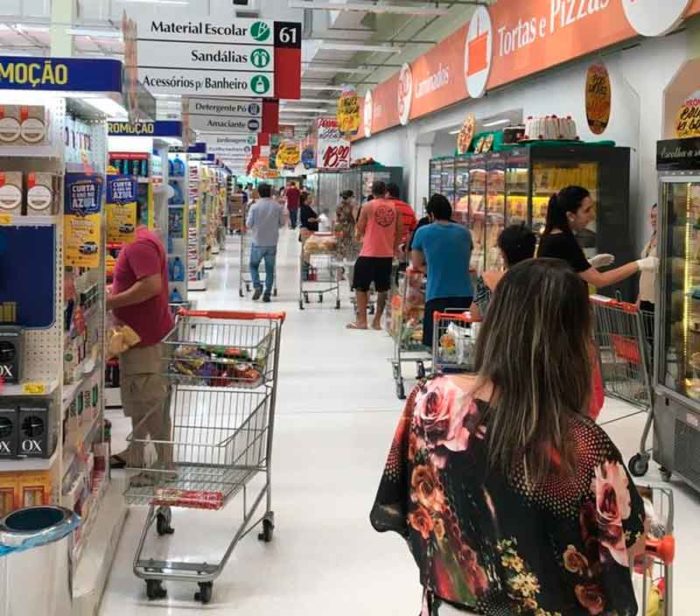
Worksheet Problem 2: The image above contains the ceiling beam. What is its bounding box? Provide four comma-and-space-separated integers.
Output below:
288, 2, 449, 16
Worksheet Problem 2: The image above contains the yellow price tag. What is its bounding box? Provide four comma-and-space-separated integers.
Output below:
22, 382, 46, 395
0, 214, 13, 226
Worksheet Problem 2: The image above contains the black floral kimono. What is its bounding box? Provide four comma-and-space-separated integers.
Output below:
371, 376, 645, 616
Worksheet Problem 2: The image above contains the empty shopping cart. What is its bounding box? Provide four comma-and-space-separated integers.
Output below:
591, 295, 656, 477
124, 309, 284, 605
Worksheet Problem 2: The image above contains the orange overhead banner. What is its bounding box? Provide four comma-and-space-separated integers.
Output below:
359, 0, 700, 139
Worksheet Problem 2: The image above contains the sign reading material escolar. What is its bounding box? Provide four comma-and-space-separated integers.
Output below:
125, 13, 301, 98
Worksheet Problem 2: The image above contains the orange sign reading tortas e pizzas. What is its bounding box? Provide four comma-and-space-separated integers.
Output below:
585, 63, 611, 135
675, 93, 700, 138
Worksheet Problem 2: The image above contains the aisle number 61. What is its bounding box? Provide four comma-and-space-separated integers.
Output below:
278, 27, 298, 45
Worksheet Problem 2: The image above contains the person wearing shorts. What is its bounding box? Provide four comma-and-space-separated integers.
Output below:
411, 194, 473, 347
348, 180, 402, 330
107, 210, 174, 485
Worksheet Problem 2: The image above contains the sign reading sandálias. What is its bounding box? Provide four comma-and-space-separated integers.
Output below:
124, 13, 301, 98
356, 0, 700, 139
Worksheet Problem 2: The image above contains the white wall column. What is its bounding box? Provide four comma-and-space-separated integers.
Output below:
50, 0, 75, 56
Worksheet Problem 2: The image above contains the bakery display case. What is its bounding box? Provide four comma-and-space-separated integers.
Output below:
429, 158, 442, 197
653, 137, 700, 493
484, 154, 506, 270
502, 144, 633, 298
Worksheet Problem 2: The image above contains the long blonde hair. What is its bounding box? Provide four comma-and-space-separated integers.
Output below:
474, 258, 592, 485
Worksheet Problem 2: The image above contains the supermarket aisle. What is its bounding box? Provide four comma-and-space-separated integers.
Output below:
100, 229, 700, 615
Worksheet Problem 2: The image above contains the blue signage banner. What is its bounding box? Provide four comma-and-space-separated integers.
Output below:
0, 56, 122, 92
108, 120, 183, 137
106, 175, 137, 205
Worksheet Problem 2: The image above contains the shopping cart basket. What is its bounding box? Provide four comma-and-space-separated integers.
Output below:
124, 309, 285, 604
635, 486, 675, 616
432, 311, 481, 374
239, 225, 278, 298
591, 295, 656, 477
390, 269, 431, 399
299, 232, 342, 310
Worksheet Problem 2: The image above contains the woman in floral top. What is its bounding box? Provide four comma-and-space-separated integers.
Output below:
371, 259, 645, 616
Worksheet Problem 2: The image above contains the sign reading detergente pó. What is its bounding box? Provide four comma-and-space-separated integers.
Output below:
0, 56, 123, 92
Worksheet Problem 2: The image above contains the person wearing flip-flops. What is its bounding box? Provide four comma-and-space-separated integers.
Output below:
107, 202, 175, 487
347, 180, 403, 331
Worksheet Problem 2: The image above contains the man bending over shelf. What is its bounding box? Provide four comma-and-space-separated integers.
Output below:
107, 204, 174, 486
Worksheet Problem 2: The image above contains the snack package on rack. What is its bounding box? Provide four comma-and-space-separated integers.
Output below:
171, 344, 263, 388
303, 234, 338, 256
153, 487, 224, 510
106, 324, 141, 359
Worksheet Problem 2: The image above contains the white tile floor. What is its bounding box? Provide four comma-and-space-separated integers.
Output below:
100, 229, 700, 615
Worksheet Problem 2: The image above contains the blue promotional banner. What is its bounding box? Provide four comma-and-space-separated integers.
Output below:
0, 56, 122, 92
106, 175, 136, 204
64, 173, 104, 268
108, 120, 183, 137
106, 175, 137, 244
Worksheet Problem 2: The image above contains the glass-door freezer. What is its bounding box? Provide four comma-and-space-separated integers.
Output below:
654, 137, 700, 493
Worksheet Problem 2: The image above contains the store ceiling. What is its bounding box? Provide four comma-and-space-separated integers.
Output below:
0, 0, 483, 131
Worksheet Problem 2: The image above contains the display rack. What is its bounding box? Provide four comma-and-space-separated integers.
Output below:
187, 160, 207, 291
0, 55, 130, 615
167, 152, 189, 303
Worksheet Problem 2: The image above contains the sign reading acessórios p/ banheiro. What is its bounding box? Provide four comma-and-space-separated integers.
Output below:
128, 17, 295, 97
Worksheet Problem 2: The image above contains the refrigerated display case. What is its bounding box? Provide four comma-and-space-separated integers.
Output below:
502, 144, 633, 297
468, 155, 487, 273
454, 155, 470, 227
654, 137, 700, 493
308, 170, 343, 217
441, 158, 456, 208
339, 165, 403, 203
429, 158, 442, 197
485, 154, 506, 270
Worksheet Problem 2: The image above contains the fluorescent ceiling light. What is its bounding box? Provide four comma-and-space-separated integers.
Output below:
303, 66, 368, 74
67, 27, 122, 38
122, 0, 187, 4
301, 84, 346, 91
320, 42, 401, 53
482, 119, 511, 127
448, 129, 460, 135
15, 24, 50, 33
282, 98, 336, 104
82, 95, 128, 120
279, 107, 328, 113
288, 1, 449, 16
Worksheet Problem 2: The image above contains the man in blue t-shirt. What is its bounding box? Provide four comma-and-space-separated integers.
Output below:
411, 194, 473, 347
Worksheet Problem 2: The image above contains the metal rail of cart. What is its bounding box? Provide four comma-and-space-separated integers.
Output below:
238, 225, 278, 298
390, 270, 431, 399
591, 295, 656, 477
123, 309, 285, 605
635, 486, 675, 616
432, 310, 482, 374
299, 232, 342, 310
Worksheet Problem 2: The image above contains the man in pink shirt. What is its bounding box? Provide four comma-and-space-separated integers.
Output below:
348, 180, 402, 330
107, 212, 174, 481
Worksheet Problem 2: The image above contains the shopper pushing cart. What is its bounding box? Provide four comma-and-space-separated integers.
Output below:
240, 182, 282, 301
124, 309, 285, 604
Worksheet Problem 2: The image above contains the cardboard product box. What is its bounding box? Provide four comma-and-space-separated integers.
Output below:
0, 404, 17, 457
0, 171, 23, 215
19, 105, 48, 145
17, 400, 56, 458
26, 171, 58, 215
0, 106, 21, 144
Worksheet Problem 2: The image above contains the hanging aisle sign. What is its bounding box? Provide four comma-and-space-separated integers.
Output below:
185, 98, 278, 134
124, 14, 301, 98
108, 120, 182, 137
316, 117, 350, 170
0, 56, 122, 92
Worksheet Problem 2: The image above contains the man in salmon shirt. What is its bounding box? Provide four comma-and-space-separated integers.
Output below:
107, 204, 174, 484
348, 180, 402, 330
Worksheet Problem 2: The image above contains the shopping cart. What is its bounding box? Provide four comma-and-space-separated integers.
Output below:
635, 486, 675, 616
390, 269, 431, 399
299, 232, 342, 310
124, 309, 285, 604
590, 295, 657, 477
239, 225, 278, 298
432, 311, 481, 374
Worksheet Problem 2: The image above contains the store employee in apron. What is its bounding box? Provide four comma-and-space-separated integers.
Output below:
537, 185, 658, 287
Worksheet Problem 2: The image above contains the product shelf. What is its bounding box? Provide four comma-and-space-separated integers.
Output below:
0, 144, 64, 159
0, 379, 60, 397
0, 447, 59, 472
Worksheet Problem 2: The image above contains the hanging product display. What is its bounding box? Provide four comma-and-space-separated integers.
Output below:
337, 87, 361, 136
585, 63, 612, 135
64, 173, 104, 269
106, 175, 137, 244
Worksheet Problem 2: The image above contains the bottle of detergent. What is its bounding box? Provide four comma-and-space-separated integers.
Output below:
171, 257, 184, 281
169, 287, 183, 303
172, 155, 185, 177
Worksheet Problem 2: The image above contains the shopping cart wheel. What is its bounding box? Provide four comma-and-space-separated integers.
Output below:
319, 294, 323, 303
195, 582, 213, 604
660, 467, 672, 482
299, 300, 304, 310
304, 292, 310, 304
273, 288, 278, 297
628, 453, 650, 478
239, 289, 244, 298
396, 380, 406, 400
335, 300, 341, 310
146, 579, 167, 601
416, 361, 426, 380
156, 508, 174, 536
258, 512, 275, 543
369, 304, 375, 315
